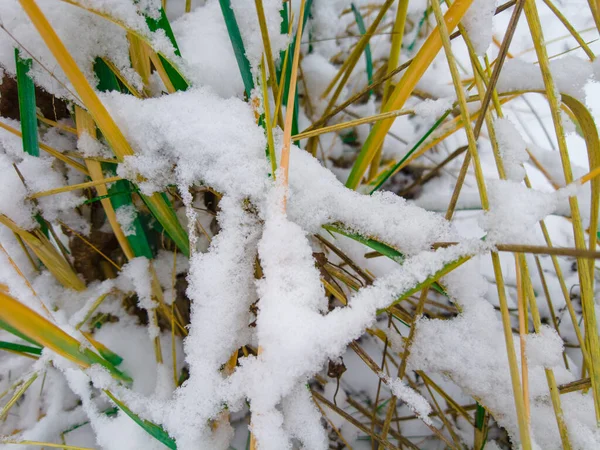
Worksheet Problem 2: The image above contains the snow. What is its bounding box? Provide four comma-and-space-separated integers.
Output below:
461, 0, 497, 56
171, 1, 244, 98
525, 325, 564, 368
380, 373, 433, 425
413, 97, 453, 119
494, 117, 529, 181
496, 56, 595, 102
482, 179, 569, 244
103, 88, 269, 199
115, 204, 138, 236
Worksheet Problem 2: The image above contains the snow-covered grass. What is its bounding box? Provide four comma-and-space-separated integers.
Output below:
0, 0, 599, 449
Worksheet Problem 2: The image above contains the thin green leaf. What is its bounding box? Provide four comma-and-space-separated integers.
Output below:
279, 0, 313, 142
218, 0, 255, 97
0, 292, 131, 383
351, 4, 374, 95
369, 109, 451, 193
106, 170, 154, 259
93, 58, 122, 93
145, 8, 181, 56
0, 340, 42, 356
323, 223, 404, 262
105, 391, 177, 449
0, 317, 43, 347
15, 49, 39, 157
142, 192, 190, 257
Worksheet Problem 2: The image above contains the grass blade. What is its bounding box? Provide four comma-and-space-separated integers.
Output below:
218, 0, 255, 97
15, 50, 39, 157
279, 0, 313, 141
0, 215, 86, 291
104, 390, 176, 449
369, 109, 452, 193
350, 4, 373, 94
0, 340, 42, 356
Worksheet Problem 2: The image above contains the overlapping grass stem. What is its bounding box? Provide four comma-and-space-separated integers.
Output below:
0, 0, 599, 449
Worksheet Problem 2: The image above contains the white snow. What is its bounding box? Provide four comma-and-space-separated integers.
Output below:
494, 117, 530, 181
115, 204, 138, 237
461, 0, 497, 56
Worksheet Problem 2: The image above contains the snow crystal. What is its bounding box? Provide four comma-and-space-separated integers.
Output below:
494, 117, 529, 181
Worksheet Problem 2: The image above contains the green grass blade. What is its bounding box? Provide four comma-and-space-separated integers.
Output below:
323, 223, 404, 262
379, 255, 468, 313
351, 4, 374, 95
93, 58, 122, 93
104, 391, 177, 449
218, 0, 255, 97
15, 49, 39, 157
145, 8, 181, 56
83, 189, 136, 205
108, 177, 154, 259
0, 318, 43, 347
369, 109, 451, 193
156, 55, 189, 91
0, 340, 43, 356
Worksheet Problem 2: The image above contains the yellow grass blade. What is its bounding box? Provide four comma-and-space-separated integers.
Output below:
279, 0, 306, 211
29, 175, 122, 199
75, 107, 135, 261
